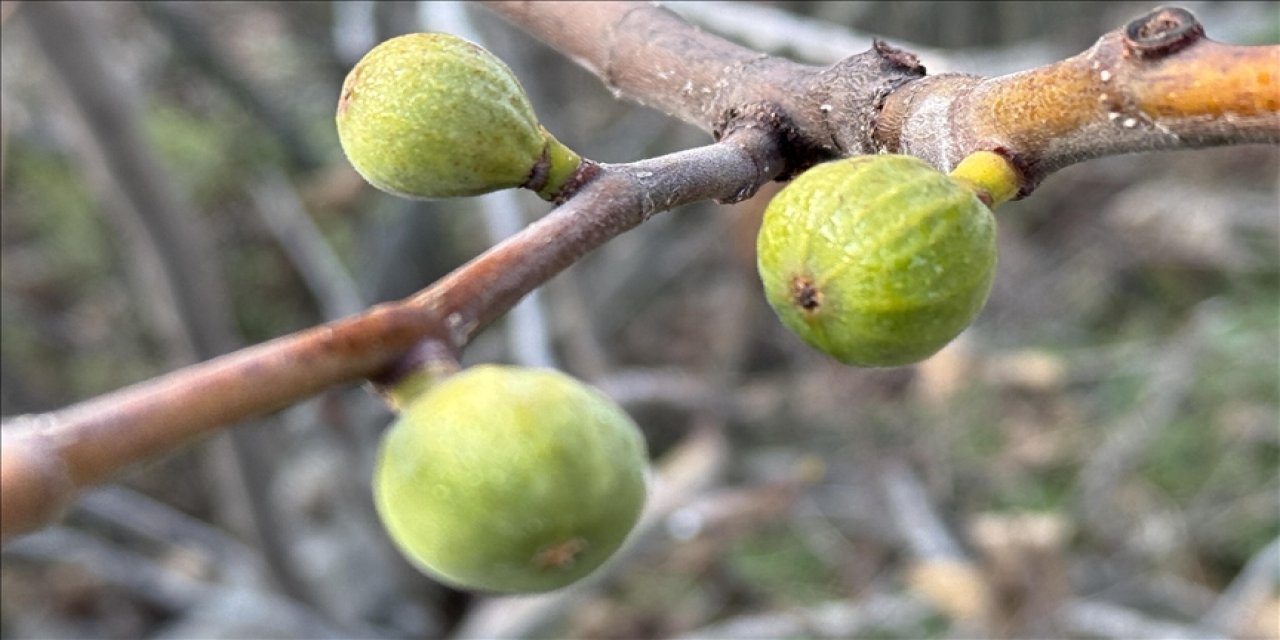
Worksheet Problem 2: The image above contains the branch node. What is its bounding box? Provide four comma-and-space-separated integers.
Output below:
818, 44, 927, 158
871, 39, 926, 76
550, 159, 602, 205
710, 108, 794, 200
1123, 6, 1204, 59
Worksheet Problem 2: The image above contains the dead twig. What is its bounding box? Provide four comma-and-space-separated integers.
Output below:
249, 172, 366, 321
671, 592, 935, 640
1200, 536, 1280, 636
1055, 597, 1220, 639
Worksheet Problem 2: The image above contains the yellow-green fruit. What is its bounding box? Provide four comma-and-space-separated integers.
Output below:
757, 155, 997, 367
374, 365, 649, 594
337, 33, 564, 199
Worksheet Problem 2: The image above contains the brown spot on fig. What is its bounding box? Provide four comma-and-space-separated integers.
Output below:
534, 537, 587, 570
337, 66, 361, 116
337, 87, 354, 115
791, 276, 823, 313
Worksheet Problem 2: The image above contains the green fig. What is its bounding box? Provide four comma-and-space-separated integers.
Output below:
336, 33, 580, 200
373, 365, 649, 594
757, 155, 997, 367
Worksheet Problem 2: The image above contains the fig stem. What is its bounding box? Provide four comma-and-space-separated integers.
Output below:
948, 151, 1019, 209
534, 131, 584, 201
375, 339, 462, 412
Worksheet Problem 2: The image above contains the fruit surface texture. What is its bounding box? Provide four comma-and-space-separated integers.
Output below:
757, 155, 997, 367
336, 33, 549, 199
374, 365, 649, 593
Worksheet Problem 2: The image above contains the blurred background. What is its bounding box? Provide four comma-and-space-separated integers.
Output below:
1, 1, 1276, 638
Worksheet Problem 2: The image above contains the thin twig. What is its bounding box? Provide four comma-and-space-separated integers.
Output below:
1200, 535, 1280, 635
0, 127, 781, 542
3, 527, 382, 639
3, 526, 211, 611
249, 171, 366, 320
482, 191, 559, 369
880, 459, 965, 560
880, 457, 992, 629
671, 592, 936, 640
1055, 597, 1220, 639
75, 486, 261, 577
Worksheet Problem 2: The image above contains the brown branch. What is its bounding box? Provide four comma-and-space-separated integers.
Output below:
877, 6, 1280, 193
489, 2, 1277, 193
482, 1, 810, 133
482, 1, 926, 174
0, 128, 782, 543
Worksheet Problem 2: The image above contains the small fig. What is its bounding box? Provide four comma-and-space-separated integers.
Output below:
336, 33, 580, 200
373, 365, 649, 594
756, 155, 997, 367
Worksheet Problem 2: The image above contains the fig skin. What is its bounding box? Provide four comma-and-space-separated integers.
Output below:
337, 33, 563, 199
374, 365, 649, 594
757, 155, 997, 367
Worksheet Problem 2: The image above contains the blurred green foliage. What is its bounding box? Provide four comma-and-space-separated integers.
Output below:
727, 526, 842, 606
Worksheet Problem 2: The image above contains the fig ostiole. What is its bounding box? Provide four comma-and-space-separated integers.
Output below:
373, 365, 649, 594
757, 155, 998, 367
336, 33, 581, 201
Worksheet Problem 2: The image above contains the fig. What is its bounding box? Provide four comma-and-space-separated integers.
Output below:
756, 155, 997, 367
373, 365, 649, 594
336, 33, 580, 200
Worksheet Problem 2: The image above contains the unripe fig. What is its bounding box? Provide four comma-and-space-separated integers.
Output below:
756, 155, 997, 367
374, 365, 649, 594
337, 33, 580, 200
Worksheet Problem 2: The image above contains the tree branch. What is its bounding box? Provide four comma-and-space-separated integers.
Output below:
0, 127, 781, 542
878, 6, 1280, 193
482, 1, 925, 173
3, 1, 1275, 545
489, 2, 1277, 193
